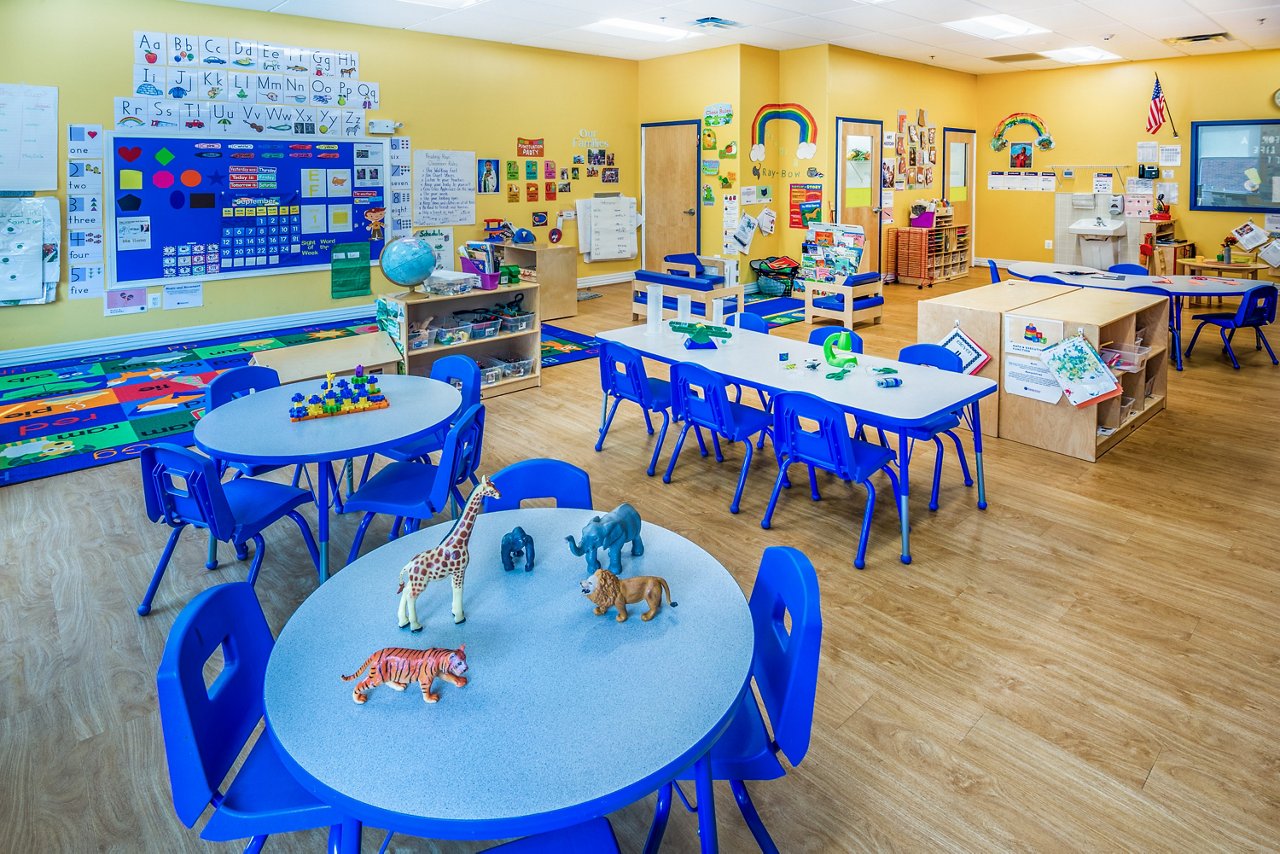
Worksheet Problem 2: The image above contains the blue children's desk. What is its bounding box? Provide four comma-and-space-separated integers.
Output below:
263, 507, 753, 853
600, 324, 997, 564
193, 374, 460, 578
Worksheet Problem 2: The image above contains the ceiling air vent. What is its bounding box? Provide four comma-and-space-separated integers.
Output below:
1165, 32, 1234, 45
988, 53, 1047, 63
690, 16, 743, 30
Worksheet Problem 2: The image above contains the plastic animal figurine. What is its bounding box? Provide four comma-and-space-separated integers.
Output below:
342, 645, 468, 704
565, 503, 644, 574
500, 526, 535, 572
580, 569, 677, 622
395, 476, 501, 631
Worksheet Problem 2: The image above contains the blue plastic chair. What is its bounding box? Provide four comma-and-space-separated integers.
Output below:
481, 818, 620, 853
1185, 284, 1278, 369
205, 366, 299, 482
157, 582, 344, 850
596, 340, 672, 477
380, 355, 481, 465
344, 404, 485, 562
988, 259, 1001, 283
484, 458, 593, 511
727, 311, 770, 333
1109, 263, 1148, 275
878, 344, 974, 512
807, 326, 864, 352
138, 444, 320, 616
1029, 274, 1067, 284
762, 392, 899, 569
644, 547, 821, 854
664, 362, 772, 514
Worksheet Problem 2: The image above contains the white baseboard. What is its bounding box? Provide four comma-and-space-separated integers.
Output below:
576, 271, 636, 289
0, 303, 376, 370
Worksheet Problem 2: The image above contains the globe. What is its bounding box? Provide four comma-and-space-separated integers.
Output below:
379, 235, 438, 292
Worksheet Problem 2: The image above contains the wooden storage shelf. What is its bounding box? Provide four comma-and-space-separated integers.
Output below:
492, 241, 577, 321
891, 215, 971, 289
378, 281, 542, 400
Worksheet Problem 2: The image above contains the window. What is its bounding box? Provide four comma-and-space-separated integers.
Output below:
1190, 120, 1280, 213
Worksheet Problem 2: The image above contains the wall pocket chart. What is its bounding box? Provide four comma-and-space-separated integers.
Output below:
106, 133, 388, 287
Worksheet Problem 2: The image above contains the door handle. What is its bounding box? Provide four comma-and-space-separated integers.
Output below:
683, 208, 696, 216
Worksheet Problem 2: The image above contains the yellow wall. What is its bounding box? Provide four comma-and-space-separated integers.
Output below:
0, 0, 639, 350
974, 50, 1280, 262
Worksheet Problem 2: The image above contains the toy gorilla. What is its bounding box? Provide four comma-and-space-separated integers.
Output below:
500, 526, 535, 572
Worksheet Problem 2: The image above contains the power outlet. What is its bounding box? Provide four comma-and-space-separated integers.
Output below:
1044, 239, 1053, 250
147, 292, 162, 310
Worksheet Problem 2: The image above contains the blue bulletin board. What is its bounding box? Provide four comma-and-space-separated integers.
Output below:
106, 133, 388, 287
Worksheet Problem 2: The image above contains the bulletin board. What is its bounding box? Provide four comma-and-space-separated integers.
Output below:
1190, 120, 1280, 213
106, 133, 388, 287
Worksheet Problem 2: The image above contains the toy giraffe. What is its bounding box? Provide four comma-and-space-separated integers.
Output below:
395, 476, 501, 631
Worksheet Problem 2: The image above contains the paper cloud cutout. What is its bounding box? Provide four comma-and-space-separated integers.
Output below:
796, 142, 817, 160
749, 144, 766, 162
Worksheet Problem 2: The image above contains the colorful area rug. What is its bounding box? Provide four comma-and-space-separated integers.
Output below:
744, 296, 806, 328
540, 324, 601, 368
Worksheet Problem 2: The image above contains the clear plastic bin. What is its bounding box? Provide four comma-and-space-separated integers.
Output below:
470, 319, 501, 340
476, 356, 504, 386
408, 329, 433, 351
431, 319, 473, 346
499, 356, 535, 379
426, 273, 477, 296
1100, 344, 1151, 373
1119, 395, 1137, 423
1144, 376, 1156, 398
500, 312, 536, 333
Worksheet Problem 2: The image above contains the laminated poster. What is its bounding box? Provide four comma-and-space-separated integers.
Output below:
937, 326, 991, 375
1004, 314, 1063, 357
1039, 334, 1121, 409
1003, 356, 1062, 404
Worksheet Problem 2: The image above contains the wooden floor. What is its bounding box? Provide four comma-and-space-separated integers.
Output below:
2, 272, 1278, 853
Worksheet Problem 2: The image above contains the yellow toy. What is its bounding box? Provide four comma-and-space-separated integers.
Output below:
288, 365, 388, 422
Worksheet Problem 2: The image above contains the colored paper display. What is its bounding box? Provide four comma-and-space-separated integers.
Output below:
788, 183, 823, 228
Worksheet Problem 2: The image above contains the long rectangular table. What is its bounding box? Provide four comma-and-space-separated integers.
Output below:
599, 324, 998, 564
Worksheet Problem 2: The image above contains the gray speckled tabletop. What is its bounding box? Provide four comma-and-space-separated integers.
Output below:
264, 507, 753, 839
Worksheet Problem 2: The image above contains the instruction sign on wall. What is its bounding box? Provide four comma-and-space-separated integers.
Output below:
413, 149, 475, 226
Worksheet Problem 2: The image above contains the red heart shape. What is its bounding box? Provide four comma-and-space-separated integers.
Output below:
87, 130, 98, 138
118, 146, 141, 162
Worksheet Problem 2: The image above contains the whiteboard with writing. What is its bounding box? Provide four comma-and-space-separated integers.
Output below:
575, 195, 638, 262
413, 149, 475, 226
0, 84, 58, 192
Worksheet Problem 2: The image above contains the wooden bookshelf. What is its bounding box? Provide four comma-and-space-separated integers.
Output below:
891, 212, 971, 288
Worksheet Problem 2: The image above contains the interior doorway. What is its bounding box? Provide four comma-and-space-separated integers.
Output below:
943, 127, 976, 260
835, 117, 885, 275
640, 121, 700, 270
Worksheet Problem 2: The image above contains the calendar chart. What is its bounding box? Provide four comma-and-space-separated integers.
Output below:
107, 134, 387, 287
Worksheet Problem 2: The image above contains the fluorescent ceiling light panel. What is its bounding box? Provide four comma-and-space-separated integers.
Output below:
400, 0, 484, 7
580, 18, 702, 42
942, 14, 1049, 39
1038, 46, 1122, 63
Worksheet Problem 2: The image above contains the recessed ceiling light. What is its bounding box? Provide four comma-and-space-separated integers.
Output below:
400, 0, 485, 7
580, 18, 703, 42
1038, 46, 1122, 63
942, 14, 1049, 39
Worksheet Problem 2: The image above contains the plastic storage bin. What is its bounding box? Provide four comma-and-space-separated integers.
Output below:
426, 271, 477, 296
499, 355, 535, 379
431, 318, 473, 346
1119, 396, 1137, 423
476, 356, 504, 386
470, 319, 501, 340
500, 312, 536, 333
1100, 344, 1151, 373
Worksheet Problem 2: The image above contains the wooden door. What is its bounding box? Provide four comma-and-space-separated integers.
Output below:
836, 118, 884, 275
641, 121, 700, 270
943, 128, 975, 240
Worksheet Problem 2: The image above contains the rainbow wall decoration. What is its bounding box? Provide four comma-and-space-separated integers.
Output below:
749, 103, 818, 162
990, 112, 1055, 152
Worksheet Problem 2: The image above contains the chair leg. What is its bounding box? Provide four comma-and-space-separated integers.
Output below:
348, 513, 376, 564
245, 534, 267, 585
642, 407, 655, 435
643, 783, 674, 854
234, 541, 249, 562
946, 430, 974, 486
663, 423, 692, 484
287, 510, 322, 579
694, 424, 709, 457
1221, 327, 1241, 370
388, 516, 404, 541
761, 461, 790, 530
138, 525, 186, 616
1258, 328, 1279, 365
929, 436, 945, 512
712, 432, 724, 463
291, 463, 304, 488
206, 533, 218, 570
731, 439, 754, 514
595, 396, 622, 452
807, 464, 820, 501
1185, 320, 1208, 358
357, 455, 375, 488
730, 779, 781, 854
647, 410, 670, 477
242, 836, 267, 854
855, 480, 877, 570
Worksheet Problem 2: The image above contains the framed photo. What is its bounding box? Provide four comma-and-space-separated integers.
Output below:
1009, 142, 1033, 170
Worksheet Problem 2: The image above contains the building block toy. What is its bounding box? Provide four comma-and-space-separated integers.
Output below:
288, 365, 388, 422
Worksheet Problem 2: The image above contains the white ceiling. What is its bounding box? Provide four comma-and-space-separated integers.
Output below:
179, 0, 1280, 73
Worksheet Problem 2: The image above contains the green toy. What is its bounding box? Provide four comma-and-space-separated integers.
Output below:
823, 332, 860, 369
869, 366, 898, 375
669, 320, 732, 349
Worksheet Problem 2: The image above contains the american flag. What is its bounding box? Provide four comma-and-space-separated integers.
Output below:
1146, 78, 1167, 135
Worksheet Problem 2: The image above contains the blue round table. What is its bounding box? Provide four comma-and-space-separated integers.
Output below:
193, 374, 460, 577
264, 507, 754, 852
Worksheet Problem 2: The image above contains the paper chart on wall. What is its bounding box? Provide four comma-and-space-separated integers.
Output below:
1158, 145, 1181, 167
0, 84, 58, 192
758, 207, 776, 235
1136, 141, 1158, 162
412, 149, 475, 226
0, 212, 45, 301
411, 226, 454, 272
1156, 182, 1179, 204
0, 197, 60, 305
722, 193, 739, 229
734, 212, 757, 253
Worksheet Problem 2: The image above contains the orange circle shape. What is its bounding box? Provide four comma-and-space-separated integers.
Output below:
180, 169, 202, 187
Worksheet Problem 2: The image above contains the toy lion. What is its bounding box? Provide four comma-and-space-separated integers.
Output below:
579, 568, 677, 622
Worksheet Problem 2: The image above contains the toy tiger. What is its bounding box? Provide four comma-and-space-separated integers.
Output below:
341, 645, 468, 704
580, 568, 677, 623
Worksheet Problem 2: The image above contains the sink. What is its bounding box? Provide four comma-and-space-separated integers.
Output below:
1069, 217, 1127, 238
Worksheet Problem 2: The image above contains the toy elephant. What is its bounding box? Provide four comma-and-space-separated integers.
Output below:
501, 526, 535, 572
565, 503, 644, 574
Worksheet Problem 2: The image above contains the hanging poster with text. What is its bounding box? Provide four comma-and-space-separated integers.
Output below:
413, 149, 475, 226
789, 183, 823, 229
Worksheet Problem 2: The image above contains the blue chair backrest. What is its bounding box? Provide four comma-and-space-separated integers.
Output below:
1029, 274, 1067, 284
749, 546, 822, 767
205, 365, 279, 412
598, 341, 657, 408
157, 582, 274, 827
664, 252, 704, 275
430, 354, 482, 414
1237, 285, 1278, 327
141, 444, 235, 539
1108, 263, 1148, 275
485, 458, 593, 511
987, 259, 1001, 283
898, 343, 963, 373
428, 404, 486, 510
771, 391, 853, 478
807, 326, 864, 353
726, 312, 769, 333
670, 362, 737, 435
